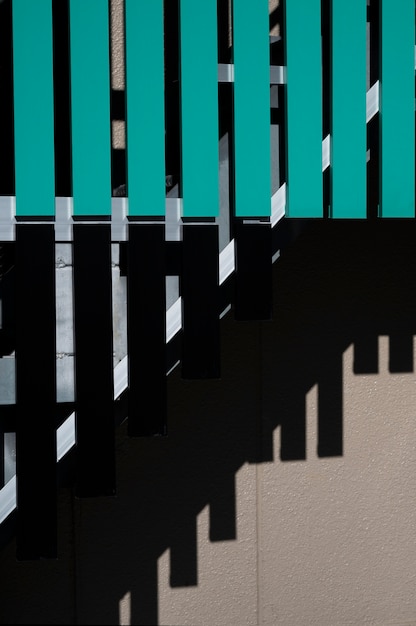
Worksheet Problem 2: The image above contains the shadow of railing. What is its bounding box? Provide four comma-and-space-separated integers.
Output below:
1, 219, 416, 624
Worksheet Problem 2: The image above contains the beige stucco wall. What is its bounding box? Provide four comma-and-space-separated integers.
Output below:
155, 220, 416, 626
1, 221, 416, 625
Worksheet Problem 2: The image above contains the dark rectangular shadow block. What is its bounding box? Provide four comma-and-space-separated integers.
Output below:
127, 223, 167, 436
170, 515, 198, 587
389, 333, 414, 373
0, 433, 4, 488
353, 333, 379, 374
181, 224, 220, 379
73, 224, 116, 497
209, 473, 236, 541
15, 224, 57, 559
318, 353, 343, 457
234, 221, 273, 321
280, 396, 306, 461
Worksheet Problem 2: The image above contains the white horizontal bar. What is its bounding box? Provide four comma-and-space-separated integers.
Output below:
0, 476, 16, 525
219, 239, 235, 284
218, 63, 284, 84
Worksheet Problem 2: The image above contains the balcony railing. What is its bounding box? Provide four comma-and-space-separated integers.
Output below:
0, 0, 415, 560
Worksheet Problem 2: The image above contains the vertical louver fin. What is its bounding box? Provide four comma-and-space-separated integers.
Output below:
12, 0, 55, 217
16, 225, 57, 559
234, 222, 272, 321
330, 0, 367, 218
125, 0, 166, 217
379, 0, 415, 217
179, 0, 219, 218
73, 224, 115, 497
284, 0, 323, 217
127, 223, 167, 436
182, 224, 220, 379
69, 0, 111, 217
232, 0, 271, 218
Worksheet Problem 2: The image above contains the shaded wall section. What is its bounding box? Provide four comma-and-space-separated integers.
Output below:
0, 220, 416, 625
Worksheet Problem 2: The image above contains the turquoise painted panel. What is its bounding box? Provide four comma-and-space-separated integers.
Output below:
180, 0, 219, 218
330, 0, 367, 218
379, 0, 415, 217
232, 0, 271, 217
69, 0, 111, 216
12, 0, 55, 217
125, 0, 165, 216
284, 0, 323, 217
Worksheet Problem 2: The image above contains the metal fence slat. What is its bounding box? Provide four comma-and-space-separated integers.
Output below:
330, 0, 367, 218
179, 0, 219, 217
379, 0, 415, 217
125, 0, 165, 216
181, 224, 220, 379
69, 0, 111, 216
73, 224, 115, 497
15, 225, 57, 559
12, 0, 55, 217
127, 224, 167, 436
232, 0, 271, 217
284, 0, 323, 217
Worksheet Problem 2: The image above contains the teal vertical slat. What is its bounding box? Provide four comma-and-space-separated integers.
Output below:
125, 0, 165, 216
232, 0, 271, 217
12, 0, 55, 217
379, 0, 415, 217
69, 0, 111, 216
179, 0, 219, 218
284, 0, 323, 217
330, 0, 367, 218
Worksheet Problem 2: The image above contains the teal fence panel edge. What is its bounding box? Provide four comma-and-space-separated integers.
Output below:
125, 0, 165, 217
379, 0, 415, 217
179, 0, 219, 218
69, 0, 112, 217
232, 0, 271, 218
330, 0, 367, 218
284, 0, 323, 217
12, 0, 55, 217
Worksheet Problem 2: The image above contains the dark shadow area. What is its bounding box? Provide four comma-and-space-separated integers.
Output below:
0, 243, 15, 357
1, 219, 416, 624
52, 0, 72, 197
389, 332, 414, 373
217, 0, 232, 63
0, 0, 14, 196
163, 0, 180, 195
354, 327, 379, 374
262, 219, 416, 464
